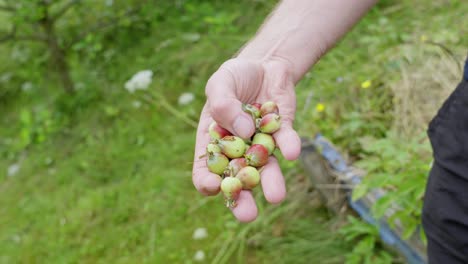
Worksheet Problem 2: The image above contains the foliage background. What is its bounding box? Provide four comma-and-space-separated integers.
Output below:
0, 0, 466, 263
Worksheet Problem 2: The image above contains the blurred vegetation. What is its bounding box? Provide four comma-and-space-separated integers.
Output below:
0, 0, 467, 263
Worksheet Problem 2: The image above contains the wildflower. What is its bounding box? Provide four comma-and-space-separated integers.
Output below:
315, 103, 325, 113
361, 80, 372, 89
11, 47, 28, 63
21, 82, 33, 92
0, 72, 12, 83
11, 235, 21, 243
420, 35, 428, 42
124, 70, 153, 93
178, 92, 195, 106
7, 163, 20, 177
76, 82, 85, 90
132, 100, 142, 109
194, 250, 205, 262
192, 228, 208, 240
181, 33, 201, 43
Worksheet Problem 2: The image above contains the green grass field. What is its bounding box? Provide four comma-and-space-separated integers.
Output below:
1, 0, 467, 263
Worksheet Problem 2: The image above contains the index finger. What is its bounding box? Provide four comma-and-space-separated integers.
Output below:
192, 104, 222, 196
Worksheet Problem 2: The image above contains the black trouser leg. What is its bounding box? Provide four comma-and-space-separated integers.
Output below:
423, 60, 468, 263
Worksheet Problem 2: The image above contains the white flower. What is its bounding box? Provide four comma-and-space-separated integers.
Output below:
124, 70, 153, 93
7, 163, 20, 177
21, 82, 33, 92
181, 33, 201, 43
178, 92, 195, 105
11, 235, 21, 243
11, 47, 28, 63
76, 82, 85, 90
0, 72, 12, 83
192, 227, 208, 240
132, 100, 142, 108
193, 250, 205, 262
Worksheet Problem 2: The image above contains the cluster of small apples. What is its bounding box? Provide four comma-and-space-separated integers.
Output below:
205, 101, 281, 208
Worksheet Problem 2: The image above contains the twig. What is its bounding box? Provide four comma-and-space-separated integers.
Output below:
211, 231, 235, 264
67, 7, 142, 47
142, 93, 198, 128
0, 24, 47, 44
0, 33, 14, 43
315, 183, 355, 189
381, 4, 404, 15
0, 24, 17, 43
425, 41, 463, 73
51, 0, 81, 22
301, 90, 314, 114
0, 5, 15, 12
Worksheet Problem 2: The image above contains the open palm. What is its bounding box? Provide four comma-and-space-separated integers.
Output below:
192, 58, 301, 222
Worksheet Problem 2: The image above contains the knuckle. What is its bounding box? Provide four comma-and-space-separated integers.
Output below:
205, 67, 237, 98
210, 99, 231, 115
280, 115, 294, 126
219, 58, 238, 69
205, 74, 218, 97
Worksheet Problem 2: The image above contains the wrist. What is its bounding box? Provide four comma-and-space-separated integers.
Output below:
236, 24, 329, 85
235, 0, 377, 84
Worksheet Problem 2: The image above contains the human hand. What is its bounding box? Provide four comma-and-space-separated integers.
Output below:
192, 58, 301, 222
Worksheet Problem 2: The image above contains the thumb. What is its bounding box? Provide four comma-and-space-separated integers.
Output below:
205, 62, 260, 139
208, 97, 255, 139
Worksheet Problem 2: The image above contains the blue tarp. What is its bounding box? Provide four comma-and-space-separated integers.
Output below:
313, 134, 427, 264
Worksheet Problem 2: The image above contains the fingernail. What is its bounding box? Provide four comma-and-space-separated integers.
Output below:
233, 114, 254, 139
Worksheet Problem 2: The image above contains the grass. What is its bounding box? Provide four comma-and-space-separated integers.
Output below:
1, 0, 467, 263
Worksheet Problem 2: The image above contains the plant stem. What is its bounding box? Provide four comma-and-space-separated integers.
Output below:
143, 93, 198, 128
39, 2, 75, 94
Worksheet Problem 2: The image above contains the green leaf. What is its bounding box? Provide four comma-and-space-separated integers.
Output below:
345, 253, 362, 264
402, 218, 418, 239
352, 183, 369, 201
20, 109, 32, 126
420, 227, 427, 245
371, 195, 394, 218
355, 236, 375, 254
377, 251, 393, 264
20, 129, 31, 147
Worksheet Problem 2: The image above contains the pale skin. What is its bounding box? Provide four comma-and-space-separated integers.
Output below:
193, 0, 377, 222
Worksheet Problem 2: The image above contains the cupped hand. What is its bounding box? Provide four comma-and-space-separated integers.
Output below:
192, 58, 301, 222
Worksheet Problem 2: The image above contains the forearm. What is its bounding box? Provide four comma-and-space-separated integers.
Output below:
237, 0, 377, 83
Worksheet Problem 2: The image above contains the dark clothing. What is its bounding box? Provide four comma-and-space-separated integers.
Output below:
465, 58, 468, 81
422, 57, 468, 263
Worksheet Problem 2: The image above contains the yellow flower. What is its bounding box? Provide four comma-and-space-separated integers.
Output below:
315, 103, 325, 113
361, 80, 372, 89
420, 35, 428, 42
